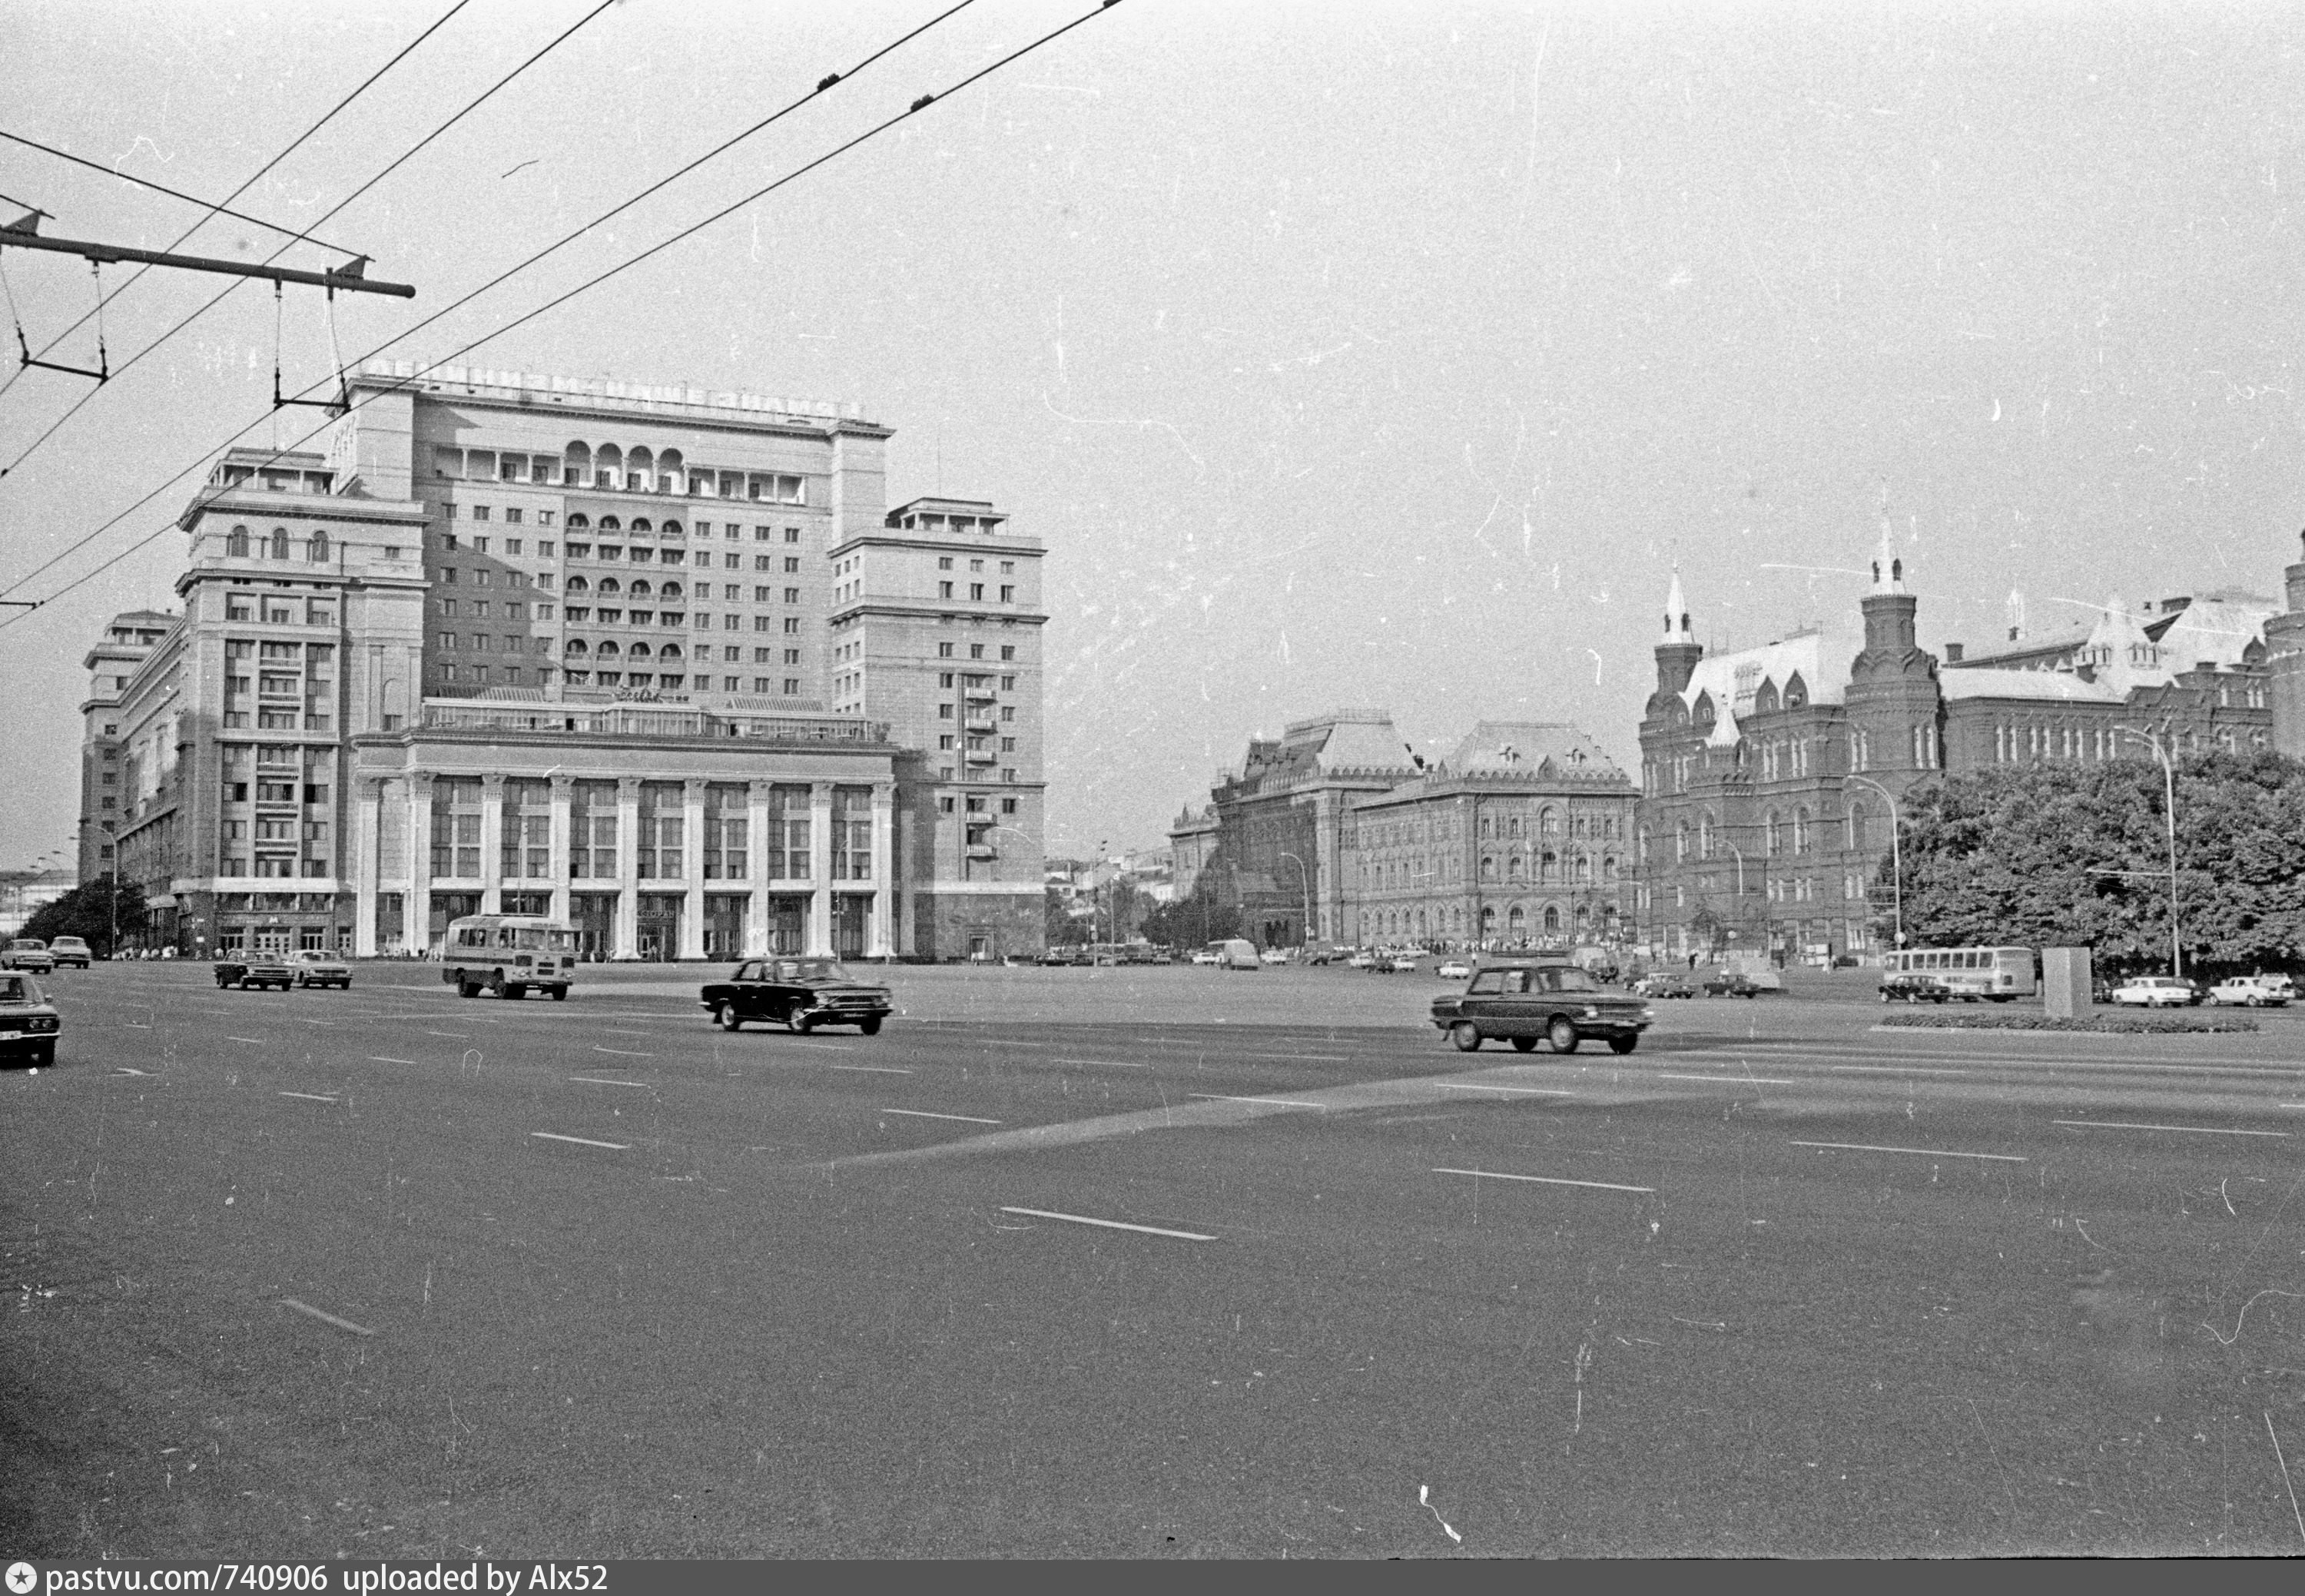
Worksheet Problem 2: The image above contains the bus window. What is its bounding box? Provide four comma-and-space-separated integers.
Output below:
458, 928, 487, 948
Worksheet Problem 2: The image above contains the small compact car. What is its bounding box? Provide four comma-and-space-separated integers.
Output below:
1879, 972, 1954, 1004
1, 939, 55, 974
1431, 957, 1653, 1055
2109, 976, 2200, 1008
47, 937, 92, 970
1259, 947, 1292, 965
0, 971, 61, 1067
1633, 972, 1696, 1000
1435, 958, 1474, 980
2206, 977, 2290, 1007
1701, 971, 1764, 1000
288, 949, 353, 990
701, 957, 893, 1035
214, 953, 296, 990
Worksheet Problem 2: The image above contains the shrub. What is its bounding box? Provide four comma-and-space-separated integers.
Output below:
1876, 1009, 2257, 1034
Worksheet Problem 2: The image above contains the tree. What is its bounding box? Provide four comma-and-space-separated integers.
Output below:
24, 877, 148, 958
1044, 887, 1090, 947
1892, 751, 2305, 977
1139, 891, 1239, 949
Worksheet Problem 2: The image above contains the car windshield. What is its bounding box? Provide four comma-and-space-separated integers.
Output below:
762, 959, 851, 983
0, 974, 36, 1003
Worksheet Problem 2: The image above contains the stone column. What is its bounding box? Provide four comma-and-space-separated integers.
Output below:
745, 780, 774, 955
353, 778, 383, 957
807, 780, 834, 956
680, 778, 708, 960
407, 772, 435, 956
479, 773, 506, 916
869, 781, 894, 957
615, 776, 642, 959
548, 775, 574, 924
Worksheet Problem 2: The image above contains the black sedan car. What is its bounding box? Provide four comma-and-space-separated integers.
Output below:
700, 957, 893, 1035
1700, 971, 1764, 999
1879, 972, 1954, 1004
1430, 959, 1653, 1055
0, 970, 61, 1068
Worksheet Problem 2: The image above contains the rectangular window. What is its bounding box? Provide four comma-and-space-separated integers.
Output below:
505, 509, 522, 526
784, 587, 800, 604
783, 677, 800, 695
938, 704, 954, 719
938, 582, 954, 599
783, 618, 799, 634
970, 583, 984, 601
1000, 586, 1013, 603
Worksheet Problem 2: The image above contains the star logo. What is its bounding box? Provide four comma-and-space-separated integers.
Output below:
6, 1562, 39, 1595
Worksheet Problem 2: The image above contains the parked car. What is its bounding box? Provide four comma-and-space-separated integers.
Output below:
1879, 972, 1954, 1004
1, 939, 54, 974
288, 949, 353, 990
1259, 947, 1292, 965
1436, 958, 1474, 980
0, 970, 61, 1068
1701, 971, 1764, 1000
2207, 977, 2290, 1007
214, 952, 295, 990
2109, 976, 2199, 1008
46, 937, 92, 970
1633, 972, 1696, 1000
1186, 948, 1224, 967
1430, 957, 1653, 1055
1387, 951, 1421, 973
1305, 947, 1351, 966
1346, 951, 1378, 969
700, 957, 893, 1035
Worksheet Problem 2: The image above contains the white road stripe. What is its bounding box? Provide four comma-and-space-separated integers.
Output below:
1657, 1073, 1798, 1086
601, 1029, 652, 1037
531, 1130, 630, 1150
228, 1036, 265, 1045
998, 1205, 1215, 1242
278, 1298, 373, 1336
424, 1030, 469, 1039
1438, 1083, 1574, 1097
1052, 1058, 1149, 1068
569, 1077, 650, 1089
277, 1090, 338, 1103
1227, 1052, 1350, 1062
367, 1057, 417, 1065
1792, 1140, 2026, 1163
827, 1063, 913, 1074
592, 1046, 656, 1058
1827, 1063, 1971, 1076
1434, 1167, 1656, 1194
114, 1067, 150, 1076
881, 1108, 1003, 1125
1189, 1093, 1326, 1110
2053, 1119, 2290, 1138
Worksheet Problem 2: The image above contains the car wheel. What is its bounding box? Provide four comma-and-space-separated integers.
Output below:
1608, 1036, 1639, 1056
1511, 1036, 1537, 1053
1548, 1017, 1581, 1054
715, 1002, 743, 1032
550, 985, 567, 1001
785, 1008, 813, 1035
458, 979, 479, 999
860, 1017, 882, 1037
1449, 1022, 1482, 1052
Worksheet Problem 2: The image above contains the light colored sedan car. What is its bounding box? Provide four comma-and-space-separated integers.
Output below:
2207, 977, 2289, 1007
287, 948, 353, 989
2110, 977, 2197, 1008
1436, 959, 1473, 980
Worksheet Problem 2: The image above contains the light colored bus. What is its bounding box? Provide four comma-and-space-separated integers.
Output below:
1880, 945, 2035, 1001
440, 914, 579, 1000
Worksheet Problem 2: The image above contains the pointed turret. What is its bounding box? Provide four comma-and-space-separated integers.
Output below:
1653, 564, 1703, 698
1663, 565, 1691, 639
1869, 515, 1905, 594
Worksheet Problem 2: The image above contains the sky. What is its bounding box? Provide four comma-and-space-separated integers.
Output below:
2, 0, 2302, 871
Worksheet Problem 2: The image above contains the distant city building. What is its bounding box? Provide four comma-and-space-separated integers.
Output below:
1635, 524, 2284, 961
79, 362, 1043, 961
1170, 708, 1636, 950
0, 868, 77, 940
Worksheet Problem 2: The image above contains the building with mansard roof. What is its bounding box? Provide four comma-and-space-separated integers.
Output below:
78, 362, 1044, 962
1634, 526, 2284, 962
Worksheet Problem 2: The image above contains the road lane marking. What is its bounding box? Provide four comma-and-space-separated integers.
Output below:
277, 1091, 338, 1103
1227, 1052, 1350, 1062
1053, 1058, 1149, 1068
531, 1131, 629, 1150
998, 1205, 1215, 1243
881, 1108, 1003, 1125
1434, 1167, 1655, 1194
2053, 1119, 2290, 1139
827, 1063, 913, 1074
1657, 1073, 1797, 1086
295, 1019, 333, 1027
114, 1067, 151, 1077
228, 1036, 266, 1045
1791, 1140, 2025, 1163
569, 1077, 650, 1089
424, 1030, 469, 1039
592, 1046, 656, 1058
1827, 1064, 1971, 1075
367, 1057, 418, 1065
601, 1028, 652, 1037
1189, 1093, 1326, 1110
278, 1298, 373, 1336
1438, 1083, 1574, 1096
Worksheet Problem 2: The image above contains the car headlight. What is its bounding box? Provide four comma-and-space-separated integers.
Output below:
1582, 1006, 1599, 1019
1643, 1007, 1656, 1020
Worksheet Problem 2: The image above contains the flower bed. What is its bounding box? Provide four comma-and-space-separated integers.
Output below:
1876, 1009, 2259, 1034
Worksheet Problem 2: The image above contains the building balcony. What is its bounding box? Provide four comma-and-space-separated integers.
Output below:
963, 717, 997, 734
966, 844, 997, 861
963, 685, 997, 702
963, 748, 997, 765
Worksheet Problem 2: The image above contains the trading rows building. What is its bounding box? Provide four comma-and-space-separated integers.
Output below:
78, 362, 1045, 961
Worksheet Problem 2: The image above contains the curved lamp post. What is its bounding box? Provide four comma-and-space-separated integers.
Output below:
1277, 851, 1314, 947
1844, 775, 1903, 951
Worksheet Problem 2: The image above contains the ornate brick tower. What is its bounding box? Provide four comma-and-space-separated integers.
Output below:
1651, 566, 1703, 702
2266, 529, 2305, 760
1843, 519, 1942, 790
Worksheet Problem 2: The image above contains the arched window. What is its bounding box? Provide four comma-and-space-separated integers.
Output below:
596, 639, 620, 658
305, 530, 330, 562
1507, 905, 1526, 930
563, 639, 589, 656
1508, 857, 1524, 881
1603, 854, 1618, 880
565, 575, 590, 593
267, 527, 290, 559
1542, 807, 1560, 835
1481, 855, 1497, 881
594, 443, 623, 490
1700, 814, 1715, 858
1793, 808, 1811, 854
626, 446, 655, 493
227, 525, 250, 557
628, 579, 652, 599
1637, 828, 1650, 866
628, 641, 652, 660
597, 577, 621, 596
1766, 811, 1783, 856
1847, 803, 1867, 851
599, 516, 622, 533
661, 519, 683, 537
1783, 672, 1808, 710
658, 448, 685, 490
659, 581, 683, 599
1543, 906, 1560, 933
628, 518, 652, 536
564, 442, 592, 483
1481, 905, 1497, 931
1675, 823, 1689, 862
566, 514, 590, 532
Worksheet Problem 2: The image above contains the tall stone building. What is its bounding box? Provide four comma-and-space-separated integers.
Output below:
78, 361, 1044, 961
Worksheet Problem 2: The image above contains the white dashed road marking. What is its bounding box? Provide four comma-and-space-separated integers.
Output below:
592, 1046, 656, 1058
1433, 1166, 1656, 1194
278, 1298, 373, 1336
531, 1131, 630, 1150
1828, 1064, 1970, 1075
827, 1063, 913, 1074
1052, 1058, 1148, 1069
2053, 1119, 2290, 1138
998, 1206, 1215, 1243
228, 1036, 266, 1045
1792, 1140, 2026, 1163
1189, 1093, 1325, 1110
1657, 1073, 1797, 1085
569, 1077, 649, 1089
881, 1108, 1003, 1125
368, 1057, 417, 1065
1439, 1083, 1573, 1097
277, 1091, 338, 1103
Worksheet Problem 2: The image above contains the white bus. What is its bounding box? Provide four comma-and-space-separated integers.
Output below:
441, 914, 579, 1000
1881, 945, 2035, 1001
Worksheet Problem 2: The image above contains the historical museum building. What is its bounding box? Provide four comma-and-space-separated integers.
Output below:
78, 360, 1045, 961
1170, 709, 1637, 951
1634, 526, 2298, 961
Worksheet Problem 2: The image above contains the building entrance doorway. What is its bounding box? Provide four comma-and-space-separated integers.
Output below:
252, 925, 292, 956
833, 896, 870, 959
764, 896, 807, 954
637, 894, 683, 962
569, 893, 616, 961
704, 895, 748, 957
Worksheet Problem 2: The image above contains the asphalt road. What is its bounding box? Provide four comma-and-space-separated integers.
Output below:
5, 961, 2305, 1558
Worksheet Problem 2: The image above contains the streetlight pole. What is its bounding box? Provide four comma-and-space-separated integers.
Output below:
1278, 851, 1314, 948
1845, 775, 1903, 952
2118, 728, 2183, 982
